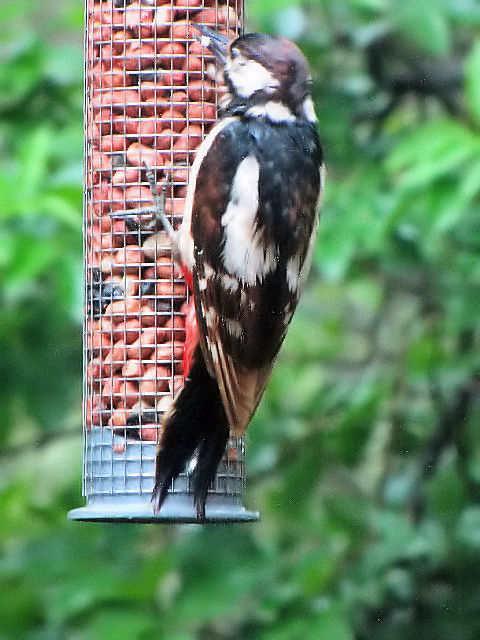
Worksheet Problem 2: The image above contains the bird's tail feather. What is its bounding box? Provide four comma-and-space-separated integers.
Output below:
152, 348, 229, 519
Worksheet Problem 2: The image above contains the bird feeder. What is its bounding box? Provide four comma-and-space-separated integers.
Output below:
68, 0, 258, 523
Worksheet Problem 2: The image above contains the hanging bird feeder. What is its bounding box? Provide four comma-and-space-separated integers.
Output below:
68, 0, 259, 523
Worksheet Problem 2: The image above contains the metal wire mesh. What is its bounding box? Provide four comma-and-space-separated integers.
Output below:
69, 0, 258, 522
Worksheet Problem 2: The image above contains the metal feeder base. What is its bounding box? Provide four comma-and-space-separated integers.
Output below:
71, 427, 258, 524
68, 494, 259, 524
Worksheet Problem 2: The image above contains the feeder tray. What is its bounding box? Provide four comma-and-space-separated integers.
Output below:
68, 0, 258, 523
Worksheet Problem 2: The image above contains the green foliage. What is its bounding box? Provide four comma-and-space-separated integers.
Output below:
465, 40, 480, 127
0, 7, 83, 444
1, 1, 479, 639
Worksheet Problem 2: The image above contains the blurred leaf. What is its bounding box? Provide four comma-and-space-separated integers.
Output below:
0, 39, 45, 110
6, 235, 59, 291
249, 0, 300, 23
447, 0, 480, 26
44, 44, 83, 85
348, 0, 386, 11
40, 194, 82, 230
258, 604, 352, 640
293, 548, 340, 596
465, 40, 480, 127
391, 0, 452, 56
82, 609, 159, 640
455, 506, 480, 550
426, 457, 468, 525
387, 119, 479, 180
18, 126, 51, 202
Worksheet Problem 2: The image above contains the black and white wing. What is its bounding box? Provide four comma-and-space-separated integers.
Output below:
190, 117, 323, 435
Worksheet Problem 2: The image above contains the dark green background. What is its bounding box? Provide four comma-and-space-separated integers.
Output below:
1, 0, 480, 638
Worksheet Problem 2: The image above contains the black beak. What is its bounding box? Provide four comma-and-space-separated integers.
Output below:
192, 24, 229, 65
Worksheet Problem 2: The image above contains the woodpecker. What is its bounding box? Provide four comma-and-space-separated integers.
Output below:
149, 27, 325, 519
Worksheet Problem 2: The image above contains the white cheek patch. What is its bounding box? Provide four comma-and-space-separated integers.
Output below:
228, 58, 279, 98
246, 101, 295, 122
221, 156, 277, 284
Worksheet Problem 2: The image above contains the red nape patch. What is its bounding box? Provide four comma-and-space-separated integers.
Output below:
181, 263, 194, 291
182, 299, 199, 379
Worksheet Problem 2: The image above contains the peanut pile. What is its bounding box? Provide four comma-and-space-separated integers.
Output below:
84, 0, 241, 446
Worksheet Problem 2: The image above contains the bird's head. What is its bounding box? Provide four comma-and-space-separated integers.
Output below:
194, 26, 317, 123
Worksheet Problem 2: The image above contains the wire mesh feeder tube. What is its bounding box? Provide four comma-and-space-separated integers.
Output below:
68, 0, 258, 523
